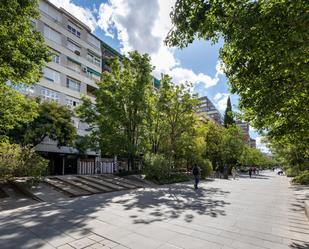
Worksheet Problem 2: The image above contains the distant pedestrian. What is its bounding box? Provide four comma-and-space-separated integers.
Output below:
192, 164, 201, 189
231, 166, 236, 180
249, 167, 252, 178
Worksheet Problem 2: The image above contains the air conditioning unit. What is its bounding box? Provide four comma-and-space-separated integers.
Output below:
82, 66, 87, 72
74, 50, 80, 56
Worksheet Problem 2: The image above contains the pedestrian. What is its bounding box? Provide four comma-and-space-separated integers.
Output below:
249, 167, 252, 178
231, 166, 236, 180
192, 164, 201, 189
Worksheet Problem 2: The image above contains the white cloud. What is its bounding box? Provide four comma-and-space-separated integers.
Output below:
49, 0, 97, 31
97, 0, 220, 91
213, 93, 229, 112
256, 136, 270, 153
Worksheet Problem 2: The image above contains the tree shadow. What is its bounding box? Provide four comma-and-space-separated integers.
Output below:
290, 240, 309, 249
0, 181, 231, 248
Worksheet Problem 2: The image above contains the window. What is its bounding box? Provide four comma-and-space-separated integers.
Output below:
67, 57, 81, 73
67, 39, 81, 54
87, 52, 101, 67
66, 96, 79, 108
44, 25, 61, 44
39, 1, 61, 22
66, 77, 81, 92
68, 22, 81, 38
43, 67, 60, 84
41, 88, 60, 102
88, 34, 100, 49
86, 67, 101, 81
50, 50, 60, 64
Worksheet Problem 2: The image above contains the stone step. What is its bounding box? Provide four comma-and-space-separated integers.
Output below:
98, 175, 139, 189
73, 178, 114, 193
45, 178, 89, 197
78, 176, 125, 191
52, 177, 100, 195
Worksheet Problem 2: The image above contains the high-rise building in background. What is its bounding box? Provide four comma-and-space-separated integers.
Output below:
197, 96, 223, 125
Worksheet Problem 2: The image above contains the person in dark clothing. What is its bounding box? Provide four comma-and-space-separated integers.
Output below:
192, 164, 201, 189
249, 167, 252, 178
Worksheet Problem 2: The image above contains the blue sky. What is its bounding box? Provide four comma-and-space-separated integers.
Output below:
49, 0, 267, 151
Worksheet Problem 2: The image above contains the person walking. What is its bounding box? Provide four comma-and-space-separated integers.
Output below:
192, 164, 201, 189
249, 167, 252, 178
231, 166, 236, 180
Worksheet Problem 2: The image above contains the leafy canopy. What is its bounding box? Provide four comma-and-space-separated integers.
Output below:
0, 0, 50, 85
78, 51, 153, 168
166, 0, 309, 150
9, 101, 77, 147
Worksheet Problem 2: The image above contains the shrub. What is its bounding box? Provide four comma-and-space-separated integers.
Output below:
0, 141, 48, 181
199, 159, 213, 179
285, 167, 299, 177
292, 171, 309, 185
143, 153, 171, 181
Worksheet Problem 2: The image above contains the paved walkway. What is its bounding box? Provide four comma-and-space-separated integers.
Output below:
0, 171, 308, 249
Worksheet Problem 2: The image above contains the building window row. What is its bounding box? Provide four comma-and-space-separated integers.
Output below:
66, 77, 81, 92
43, 67, 60, 84
41, 88, 60, 102
66, 96, 79, 108
67, 22, 81, 38
44, 25, 61, 44
87, 52, 101, 67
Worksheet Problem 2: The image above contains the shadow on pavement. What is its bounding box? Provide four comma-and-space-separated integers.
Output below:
0, 181, 231, 248
290, 241, 309, 249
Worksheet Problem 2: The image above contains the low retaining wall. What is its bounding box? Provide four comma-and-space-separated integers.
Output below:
305, 201, 309, 220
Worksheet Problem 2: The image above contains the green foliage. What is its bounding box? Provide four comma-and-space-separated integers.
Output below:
78, 51, 153, 169
9, 101, 77, 147
223, 96, 234, 128
143, 153, 171, 182
0, 0, 50, 85
166, 0, 309, 171
194, 157, 212, 179
292, 171, 309, 185
0, 85, 38, 136
0, 141, 48, 180
285, 167, 300, 177
149, 75, 200, 161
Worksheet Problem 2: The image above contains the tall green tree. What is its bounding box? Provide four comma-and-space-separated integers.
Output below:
223, 96, 234, 127
9, 101, 77, 147
166, 0, 309, 160
0, 85, 38, 138
0, 0, 49, 136
148, 75, 200, 162
78, 51, 153, 170
0, 0, 49, 85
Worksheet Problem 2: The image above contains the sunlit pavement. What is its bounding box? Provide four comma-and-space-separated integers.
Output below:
0, 171, 308, 249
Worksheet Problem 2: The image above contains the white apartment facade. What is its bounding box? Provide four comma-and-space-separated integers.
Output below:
33, 0, 103, 174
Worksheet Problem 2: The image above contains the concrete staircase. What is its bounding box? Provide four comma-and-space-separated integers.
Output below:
44, 174, 143, 197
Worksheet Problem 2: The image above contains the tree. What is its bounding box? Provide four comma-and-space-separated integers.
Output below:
166, 0, 308, 160
0, 0, 49, 138
78, 51, 153, 170
223, 96, 234, 128
0, 85, 38, 138
203, 120, 224, 171
148, 75, 200, 163
9, 101, 77, 147
0, 0, 49, 85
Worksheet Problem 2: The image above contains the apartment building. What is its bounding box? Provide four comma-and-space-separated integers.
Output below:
29, 0, 104, 174
197, 96, 223, 125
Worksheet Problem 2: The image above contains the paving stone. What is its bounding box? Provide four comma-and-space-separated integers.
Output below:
88, 234, 106, 243
69, 237, 97, 249
57, 245, 75, 249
